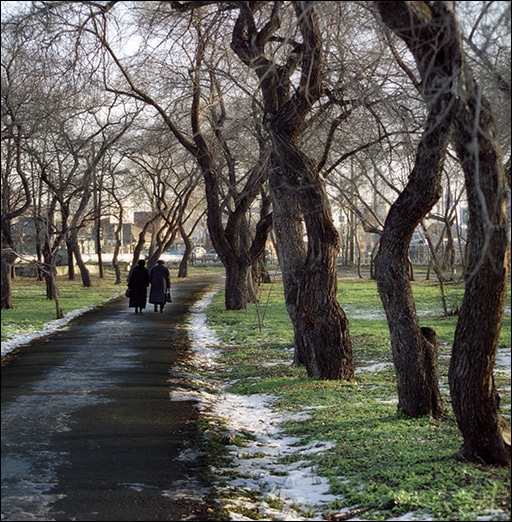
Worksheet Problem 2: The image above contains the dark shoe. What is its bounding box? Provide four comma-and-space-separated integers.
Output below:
154, 305, 158, 312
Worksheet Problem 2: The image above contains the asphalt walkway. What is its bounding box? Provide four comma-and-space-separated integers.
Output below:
1, 275, 222, 521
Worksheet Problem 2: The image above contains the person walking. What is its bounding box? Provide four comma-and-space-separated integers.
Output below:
149, 259, 171, 313
128, 259, 150, 314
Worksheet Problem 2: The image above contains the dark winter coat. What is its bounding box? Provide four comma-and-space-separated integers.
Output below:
128, 266, 150, 308
149, 263, 171, 304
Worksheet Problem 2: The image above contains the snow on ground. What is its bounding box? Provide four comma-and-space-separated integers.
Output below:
169, 289, 338, 520
173, 288, 512, 521
344, 304, 511, 321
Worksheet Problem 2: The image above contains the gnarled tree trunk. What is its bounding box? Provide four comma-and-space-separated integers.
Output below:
274, 140, 353, 380
231, 2, 354, 379
374, 105, 449, 417
268, 159, 307, 357
449, 70, 510, 466
376, 0, 461, 417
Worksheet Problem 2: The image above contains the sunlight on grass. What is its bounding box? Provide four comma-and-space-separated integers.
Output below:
206, 276, 511, 521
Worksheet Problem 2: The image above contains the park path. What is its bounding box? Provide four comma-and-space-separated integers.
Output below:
1, 274, 222, 521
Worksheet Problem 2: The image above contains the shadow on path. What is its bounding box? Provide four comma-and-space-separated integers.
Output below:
1, 274, 223, 521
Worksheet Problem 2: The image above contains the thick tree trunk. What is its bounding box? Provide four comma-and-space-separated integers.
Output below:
374, 117, 449, 417
1, 220, 18, 309
35, 235, 43, 281
379, 0, 509, 460
375, 0, 463, 417
50, 271, 64, 319
296, 253, 353, 380
267, 158, 307, 365
272, 137, 354, 380
449, 77, 510, 466
375, 2, 461, 417
66, 240, 75, 280
224, 258, 250, 311
178, 225, 192, 279
230, 2, 354, 378
177, 254, 189, 279
296, 156, 353, 380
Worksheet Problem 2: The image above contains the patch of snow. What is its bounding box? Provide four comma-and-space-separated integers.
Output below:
495, 348, 511, 374
180, 289, 338, 519
162, 476, 211, 505
355, 362, 393, 374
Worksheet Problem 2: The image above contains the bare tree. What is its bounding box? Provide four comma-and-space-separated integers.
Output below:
230, 1, 354, 379
1, 26, 34, 308
375, 1, 461, 418
449, 28, 511, 469
377, 0, 510, 464
84, 1, 273, 309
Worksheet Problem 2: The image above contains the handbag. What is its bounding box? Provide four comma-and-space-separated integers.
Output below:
166, 290, 172, 302
125, 288, 131, 297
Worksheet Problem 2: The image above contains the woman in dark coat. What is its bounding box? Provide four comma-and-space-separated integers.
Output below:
128, 259, 150, 314
149, 259, 171, 313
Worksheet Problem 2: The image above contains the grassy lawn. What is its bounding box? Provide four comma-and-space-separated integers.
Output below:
1, 272, 125, 343
2, 268, 510, 520
205, 276, 511, 521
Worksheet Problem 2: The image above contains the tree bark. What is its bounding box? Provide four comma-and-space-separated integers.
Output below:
224, 257, 251, 311
375, 0, 463, 417
66, 241, 75, 281
69, 232, 92, 287
178, 224, 191, 279
449, 69, 510, 466
267, 158, 307, 363
1, 246, 16, 310
273, 139, 354, 379
374, 110, 449, 416
231, 1, 353, 379
1, 219, 18, 310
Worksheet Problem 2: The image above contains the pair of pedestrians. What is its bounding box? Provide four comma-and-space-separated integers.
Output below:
128, 259, 171, 314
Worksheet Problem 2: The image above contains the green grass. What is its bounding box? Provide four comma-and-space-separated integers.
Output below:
205, 276, 511, 521
2, 269, 510, 520
1, 273, 124, 342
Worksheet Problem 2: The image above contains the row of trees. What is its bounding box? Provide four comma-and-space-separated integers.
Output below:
1, 1, 510, 465
1, 27, 207, 312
